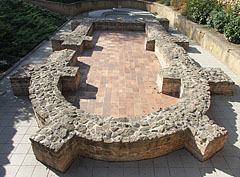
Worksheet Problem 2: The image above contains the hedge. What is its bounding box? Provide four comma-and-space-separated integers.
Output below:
182, 0, 240, 44
0, 0, 66, 73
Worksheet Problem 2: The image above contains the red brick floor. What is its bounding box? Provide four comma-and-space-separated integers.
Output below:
63, 30, 178, 118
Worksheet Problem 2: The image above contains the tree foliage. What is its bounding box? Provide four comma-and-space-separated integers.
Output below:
207, 10, 230, 33
0, 0, 66, 72
182, 0, 240, 44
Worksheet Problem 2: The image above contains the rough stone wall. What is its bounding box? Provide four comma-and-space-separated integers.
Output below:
23, 0, 240, 77
10, 65, 32, 96
51, 22, 94, 52
10, 17, 234, 173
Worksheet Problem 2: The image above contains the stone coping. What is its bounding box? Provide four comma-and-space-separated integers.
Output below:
10, 17, 234, 173
24, 0, 240, 77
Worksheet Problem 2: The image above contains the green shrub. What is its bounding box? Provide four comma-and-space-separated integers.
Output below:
184, 0, 219, 24
223, 4, 240, 44
0, 0, 66, 73
228, 4, 240, 17
207, 10, 230, 33
158, 0, 171, 6
224, 15, 240, 44
158, 0, 184, 9
206, 10, 217, 27
180, 0, 240, 44
181, 6, 190, 17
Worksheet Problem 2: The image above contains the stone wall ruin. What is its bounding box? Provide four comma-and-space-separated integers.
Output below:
10, 17, 234, 173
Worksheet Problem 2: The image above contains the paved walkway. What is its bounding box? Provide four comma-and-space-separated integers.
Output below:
63, 30, 177, 118
0, 11, 239, 177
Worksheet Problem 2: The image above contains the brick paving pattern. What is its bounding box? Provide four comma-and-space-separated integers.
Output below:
63, 30, 178, 117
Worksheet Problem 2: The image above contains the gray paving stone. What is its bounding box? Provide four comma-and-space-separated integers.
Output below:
79, 157, 95, 167
153, 156, 168, 168
75, 167, 92, 177
93, 160, 109, 168
109, 167, 124, 177
231, 169, 240, 177
25, 127, 39, 135
47, 168, 64, 177
64, 160, 86, 177
8, 154, 25, 165
27, 147, 34, 154
0, 119, 10, 126
123, 161, 139, 168
20, 134, 31, 144
167, 155, 184, 168
0, 113, 6, 119
107, 162, 124, 168
0, 167, 3, 177
15, 165, 35, 177
197, 159, 213, 168
215, 169, 234, 177
178, 149, 192, 156
30, 120, 38, 127
18, 120, 34, 127
22, 154, 39, 166
0, 165, 20, 177
124, 168, 139, 177
211, 156, 229, 169
0, 154, 12, 165
7, 135, 24, 144
181, 156, 199, 168
14, 143, 31, 154
0, 127, 4, 134
169, 168, 186, 177
225, 157, 240, 169
154, 168, 170, 177
31, 166, 49, 177
184, 168, 202, 177
93, 167, 108, 177
139, 168, 154, 177
1, 127, 16, 135
0, 143, 18, 154
0, 134, 12, 144
200, 168, 218, 177
233, 146, 240, 157
138, 159, 153, 168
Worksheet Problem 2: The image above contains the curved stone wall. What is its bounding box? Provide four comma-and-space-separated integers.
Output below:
10, 17, 234, 173
23, 0, 240, 78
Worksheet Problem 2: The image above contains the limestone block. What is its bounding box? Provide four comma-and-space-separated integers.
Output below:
10, 65, 33, 96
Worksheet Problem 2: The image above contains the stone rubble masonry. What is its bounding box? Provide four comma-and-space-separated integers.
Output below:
23, 0, 240, 77
10, 17, 234, 173
51, 22, 94, 52
10, 65, 32, 96
52, 17, 170, 53
145, 23, 189, 52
